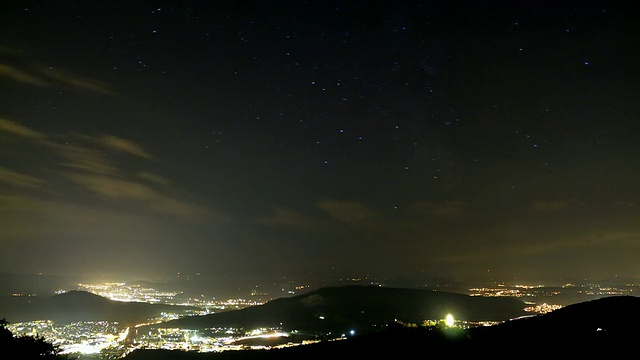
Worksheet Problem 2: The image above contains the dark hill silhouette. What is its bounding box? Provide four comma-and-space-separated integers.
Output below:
0, 318, 67, 359
0, 272, 81, 297
0, 290, 199, 325
142, 285, 528, 336
467, 294, 640, 343
124, 295, 640, 360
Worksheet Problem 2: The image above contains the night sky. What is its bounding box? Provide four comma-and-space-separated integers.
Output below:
1, 1, 639, 288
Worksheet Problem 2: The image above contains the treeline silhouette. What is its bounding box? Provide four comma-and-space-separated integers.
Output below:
0, 318, 72, 359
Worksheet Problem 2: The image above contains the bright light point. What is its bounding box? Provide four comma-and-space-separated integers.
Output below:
350, 330, 355, 335
445, 314, 454, 327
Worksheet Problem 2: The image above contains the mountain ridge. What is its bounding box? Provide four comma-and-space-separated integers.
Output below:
125, 294, 640, 359
0, 290, 199, 325
142, 285, 529, 336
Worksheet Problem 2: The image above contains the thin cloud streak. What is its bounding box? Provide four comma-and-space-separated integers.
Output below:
0, 119, 216, 221
1, 45, 116, 95
0, 167, 44, 189
317, 200, 378, 224
411, 200, 467, 219
0, 118, 46, 140
0, 63, 48, 87
35, 65, 116, 95
257, 206, 319, 230
101, 135, 153, 159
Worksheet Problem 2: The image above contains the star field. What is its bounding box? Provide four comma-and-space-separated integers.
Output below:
0, 1, 639, 290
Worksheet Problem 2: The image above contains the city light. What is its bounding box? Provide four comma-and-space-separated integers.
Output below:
445, 314, 455, 327
7, 280, 633, 357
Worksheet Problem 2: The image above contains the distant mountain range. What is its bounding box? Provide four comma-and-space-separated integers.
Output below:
147, 285, 529, 336
2, 285, 637, 359
125, 294, 640, 360
0, 290, 199, 325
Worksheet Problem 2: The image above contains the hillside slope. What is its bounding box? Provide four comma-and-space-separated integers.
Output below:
147, 285, 528, 335
125, 295, 640, 360
0, 290, 199, 325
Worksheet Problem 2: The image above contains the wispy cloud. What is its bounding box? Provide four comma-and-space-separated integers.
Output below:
411, 200, 466, 219
65, 173, 207, 218
257, 206, 318, 230
0, 63, 48, 87
317, 200, 378, 224
1, 47, 116, 95
56, 143, 120, 176
101, 135, 153, 159
437, 226, 640, 267
35, 65, 116, 95
0, 118, 212, 221
67, 173, 159, 201
53, 134, 154, 173
0, 118, 46, 140
137, 171, 171, 185
0, 167, 44, 189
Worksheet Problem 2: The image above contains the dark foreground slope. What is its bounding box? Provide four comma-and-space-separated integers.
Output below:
125, 295, 640, 360
466, 294, 640, 346
150, 285, 527, 335
0, 290, 199, 325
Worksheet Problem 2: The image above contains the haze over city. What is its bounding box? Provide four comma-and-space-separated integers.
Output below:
1, 0, 639, 293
